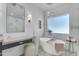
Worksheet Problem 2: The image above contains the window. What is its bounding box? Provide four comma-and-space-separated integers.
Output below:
48, 14, 69, 34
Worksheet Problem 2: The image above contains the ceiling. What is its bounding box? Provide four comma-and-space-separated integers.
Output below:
29, 3, 71, 17
30, 3, 69, 11
26, 3, 79, 17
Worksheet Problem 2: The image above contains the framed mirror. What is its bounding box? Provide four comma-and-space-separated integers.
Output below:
6, 3, 25, 33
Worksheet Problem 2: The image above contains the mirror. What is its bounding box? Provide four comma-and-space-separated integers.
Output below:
6, 3, 25, 33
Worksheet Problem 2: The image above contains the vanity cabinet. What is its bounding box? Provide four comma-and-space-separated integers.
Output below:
0, 41, 2, 56
2, 39, 32, 56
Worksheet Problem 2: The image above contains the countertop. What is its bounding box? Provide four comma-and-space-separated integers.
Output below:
2, 36, 32, 45
0, 35, 32, 45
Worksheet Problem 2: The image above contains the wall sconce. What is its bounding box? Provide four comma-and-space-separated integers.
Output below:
27, 14, 32, 23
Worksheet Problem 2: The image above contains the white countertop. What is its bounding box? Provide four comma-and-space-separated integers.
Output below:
2, 36, 32, 45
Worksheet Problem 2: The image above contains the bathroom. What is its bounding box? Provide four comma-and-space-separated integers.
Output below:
0, 3, 79, 56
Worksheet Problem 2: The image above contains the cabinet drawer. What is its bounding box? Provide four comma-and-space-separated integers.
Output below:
0, 42, 2, 56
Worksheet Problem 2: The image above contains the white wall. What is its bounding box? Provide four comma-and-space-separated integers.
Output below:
0, 3, 44, 56
0, 3, 6, 34
69, 4, 79, 41
0, 3, 44, 41
23, 4, 44, 37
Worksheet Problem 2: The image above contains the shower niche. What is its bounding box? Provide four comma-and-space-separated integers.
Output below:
6, 3, 25, 33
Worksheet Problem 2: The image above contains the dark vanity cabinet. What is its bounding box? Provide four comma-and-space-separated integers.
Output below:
0, 41, 2, 56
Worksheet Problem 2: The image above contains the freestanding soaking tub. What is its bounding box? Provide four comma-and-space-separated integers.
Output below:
40, 38, 65, 55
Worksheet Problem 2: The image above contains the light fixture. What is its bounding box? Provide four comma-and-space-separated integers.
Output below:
47, 11, 50, 16
27, 14, 32, 23
47, 11, 54, 17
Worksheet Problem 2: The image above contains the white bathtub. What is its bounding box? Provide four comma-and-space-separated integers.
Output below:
40, 38, 65, 55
